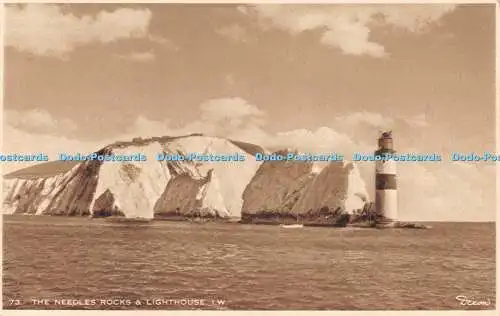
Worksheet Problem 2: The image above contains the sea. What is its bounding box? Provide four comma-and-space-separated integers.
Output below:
2, 215, 496, 310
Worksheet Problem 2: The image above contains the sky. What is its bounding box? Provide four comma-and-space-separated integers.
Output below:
2, 3, 496, 221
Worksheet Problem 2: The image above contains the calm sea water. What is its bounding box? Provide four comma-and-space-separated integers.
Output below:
3, 215, 495, 310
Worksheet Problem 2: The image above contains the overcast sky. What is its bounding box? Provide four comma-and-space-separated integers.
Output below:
3, 3, 496, 221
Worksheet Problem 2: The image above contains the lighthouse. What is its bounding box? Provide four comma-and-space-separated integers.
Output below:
375, 131, 398, 222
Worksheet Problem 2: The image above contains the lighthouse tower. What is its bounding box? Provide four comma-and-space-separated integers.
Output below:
375, 131, 398, 222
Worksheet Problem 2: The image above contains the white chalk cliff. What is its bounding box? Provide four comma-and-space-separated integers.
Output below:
2, 134, 370, 222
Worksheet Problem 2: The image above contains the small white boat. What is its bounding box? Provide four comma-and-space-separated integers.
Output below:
280, 224, 304, 229
280, 211, 303, 228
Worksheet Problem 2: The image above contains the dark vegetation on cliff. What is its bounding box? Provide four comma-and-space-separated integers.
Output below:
109, 133, 266, 156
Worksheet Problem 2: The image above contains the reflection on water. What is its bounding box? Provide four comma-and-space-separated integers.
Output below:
3, 215, 495, 310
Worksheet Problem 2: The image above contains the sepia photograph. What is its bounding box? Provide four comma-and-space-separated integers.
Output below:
1, 2, 496, 311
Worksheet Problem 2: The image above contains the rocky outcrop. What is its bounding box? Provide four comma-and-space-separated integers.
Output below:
241, 149, 315, 219
3, 157, 102, 216
241, 150, 369, 225
154, 170, 212, 218
88, 143, 171, 218
3, 134, 371, 225
92, 189, 124, 217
